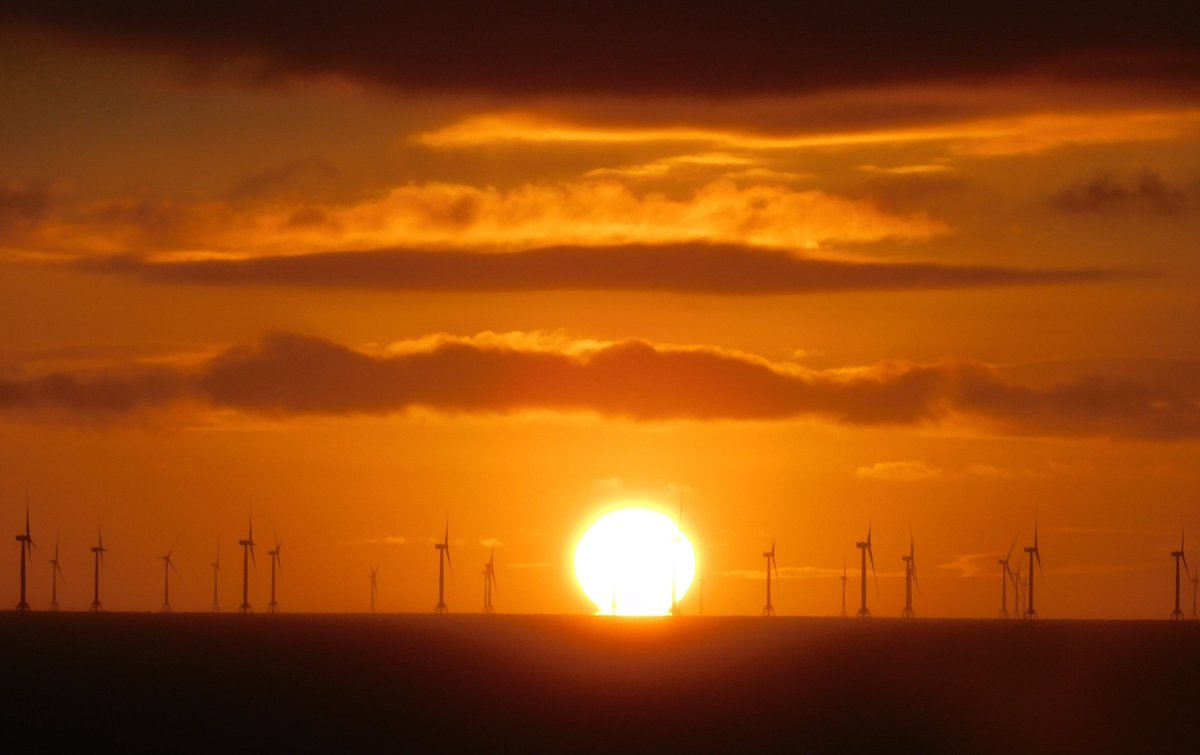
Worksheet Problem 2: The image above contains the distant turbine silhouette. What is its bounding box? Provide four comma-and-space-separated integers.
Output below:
267, 534, 282, 614
89, 525, 107, 612
434, 520, 453, 614
369, 565, 379, 613
159, 544, 179, 612
1190, 573, 1198, 620
1023, 515, 1042, 619
856, 524, 877, 617
1013, 561, 1025, 616
49, 534, 64, 611
839, 558, 848, 617
762, 537, 778, 616
1170, 527, 1189, 621
901, 533, 919, 618
15, 500, 34, 611
482, 546, 497, 614
211, 547, 221, 612
997, 536, 1018, 618
671, 492, 684, 617
238, 514, 256, 613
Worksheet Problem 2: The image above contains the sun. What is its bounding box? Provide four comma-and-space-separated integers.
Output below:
575, 507, 696, 616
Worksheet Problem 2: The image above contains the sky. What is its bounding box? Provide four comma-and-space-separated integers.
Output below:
1, 3, 1199, 617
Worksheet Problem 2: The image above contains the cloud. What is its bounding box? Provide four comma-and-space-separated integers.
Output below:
85, 244, 1124, 295
479, 537, 502, 548
1, 331, 1198, 440
5, 4, 1194, 95
1049, 170, 1194, 215
938, 553, 1000, 578
335, 535, 410, 546
415, 110, 1200, 157
18, 179, 947, 257
856, 460, 945, 481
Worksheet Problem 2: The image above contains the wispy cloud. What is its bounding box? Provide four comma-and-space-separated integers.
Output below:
335, 535, 409, 546
856, 460, 944, 481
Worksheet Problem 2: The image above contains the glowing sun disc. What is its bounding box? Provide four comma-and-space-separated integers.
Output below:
575, 507, 696, 616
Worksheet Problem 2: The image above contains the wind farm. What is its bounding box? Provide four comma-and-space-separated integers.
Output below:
2, 1, 1200, 751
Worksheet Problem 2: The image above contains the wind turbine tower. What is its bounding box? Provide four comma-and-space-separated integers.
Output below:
211, 548, 221, 612
856, 524, 877, 617
369, 565, 379, 613
267, 534, 281, 613
482, 546, 497, 613
998, 536, 1017, 618
159, 544, 179, 612
15, 503, 34, 611
762, 537, 778, 616
89, 525, 107, 612
434, 520, 453, 614
1170, 528, 1189, 621
901, 533, 919, 618
1023, 518, 1042, 619
238, 515, 256, 613
49, 535, 64, 611
839, 558, 848, 617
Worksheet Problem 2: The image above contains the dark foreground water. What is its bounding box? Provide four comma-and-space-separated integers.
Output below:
3, 613, 1198, 753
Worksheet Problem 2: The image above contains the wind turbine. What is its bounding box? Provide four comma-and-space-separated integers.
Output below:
15, 502, 34, 611
901, 533, 919, 618
369, 565, 379, 613
670, 493, 684, 617
211, 547, 221, 612
89, 525, 107, 612
1170, 528, 1189, 621
998, 535, 1018, 618
159, 544, 179, 612
856, 524, 877, 617
1023, 515, 1042, 619
482, 546, 498, 614
839, 558, 848, 617
267, 534, 281, 614
434, 520, 452, 614
238, 514, 256, 613
761, 537, 778, 616
1013, 561, 1024, 616
49, 535, 64, 611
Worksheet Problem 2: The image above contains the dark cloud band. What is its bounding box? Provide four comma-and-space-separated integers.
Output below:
2, 331, 1197, 440
85, 244, 1124, 295
3, 2, 1198, 94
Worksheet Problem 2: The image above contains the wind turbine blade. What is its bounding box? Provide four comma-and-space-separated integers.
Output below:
1036, 549, 1043, 573
1184, 552, 1191, 577
867, 522, 872, 547
1006, 534, 1018, 562
446, 546, 454, 578
868, 546, 877, 584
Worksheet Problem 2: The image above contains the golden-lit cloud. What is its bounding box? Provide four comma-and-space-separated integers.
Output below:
855, 460, 945, 481
2, 331, 1197, 440
8, 179, 946, 258
414, 110, 1200, 157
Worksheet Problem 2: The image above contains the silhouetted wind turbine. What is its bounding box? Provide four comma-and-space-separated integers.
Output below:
1013, 561, 1025, 616
1023, 516, 1042, 619
434, 520, 452, 614
15, 501, 34, 611
856, 524, 877, 617
998, 536, 1018, 618
267, 534, 281, 613
89, 525, 107, 612
211, 547, 221, 612
482, 546, 497, 614
49, 534, 64, 612
901, 533, 919, 618
839, 558, 848, 616
671, 493, 684, 617
1170, 528, 1189, 621
762, 537, 778, 616
238, 515, 256, 613
369, 565, 379, 613
159, 544, 179, 612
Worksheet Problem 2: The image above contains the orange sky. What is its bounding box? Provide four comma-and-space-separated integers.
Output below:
1, 5, 1199, 618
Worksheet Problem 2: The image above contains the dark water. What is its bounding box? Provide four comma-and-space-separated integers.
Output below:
4, 613, 1198, 753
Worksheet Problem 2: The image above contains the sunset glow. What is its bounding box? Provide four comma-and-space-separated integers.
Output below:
575, 507, 696, 616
